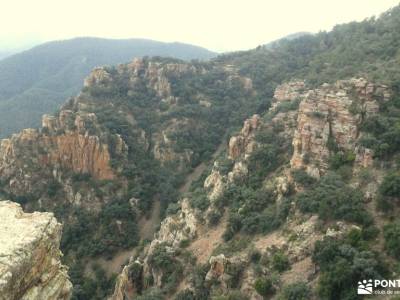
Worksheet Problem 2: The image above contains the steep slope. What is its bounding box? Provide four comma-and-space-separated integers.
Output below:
0, 56, 260, 298
2, 5, 400, 300
0, 200, 72, 300
0, 37, 216, 138
113, 78, 398, 299
217, 5, 400, 99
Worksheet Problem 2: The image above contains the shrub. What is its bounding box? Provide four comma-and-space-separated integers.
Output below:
296, 173, 372, 226
328, 150, 356, 170
274, 98, 301, 113
212, 290, 249, 300
291, 168, 316, 187
361, 225, 380, 241
166, 202, 181, 215
254, 277, 275, 298
128, 262, 143, 293
279, 282, 311, 300
225, 263, 244, 288
312, 237, 388, 300
189, 188, 209, 211
216, 157, 234, 175
271, 251, 290, 272
174, 289, 195, 300
379, 172, 400, 198
136, 288, 164, 300
384, 221, 400, 258
358, 168, 373, 185
147, 243, 183, 291
207, 210, 222, 226
47, 180, 62, 197
179, 239, 190, 248
248, 249, 262, 263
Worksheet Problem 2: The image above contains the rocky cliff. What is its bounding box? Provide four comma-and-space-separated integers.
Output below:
111, 77, 395, 299
290, 78, 390, 177
0, 56, 261, 298
0, 200, 72, 300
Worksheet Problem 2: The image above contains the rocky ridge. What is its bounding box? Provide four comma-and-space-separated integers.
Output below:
111, 77, 390, 299
0, 201, 72, 300
290, 78, 390, 177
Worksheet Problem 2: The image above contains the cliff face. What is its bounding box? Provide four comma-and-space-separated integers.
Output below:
0, 200, 72, 300
1, 111, 115, 182
0, 56, 261, 298
111, 77, 392, 299
290, 78, 390, 177
0, 57, 256, 211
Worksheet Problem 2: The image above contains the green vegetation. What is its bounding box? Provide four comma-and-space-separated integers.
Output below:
297, 173, 372, 226
278, 282, 311, 300
384, 221, 400, 258
4, 4, 400, 299
69, 263, 117, 300
377, 172, 400, 211
221, 185, 291, 241
147, 243, 184, 293
359, 98, 400, 159
312, 234, 388, 300
274, 98, 301, 113
271, 250, 290, 273
0, 38, 215, 138
254, 277, 275, 298
328, 150, 356, 170
60, 199, 138, 257
218, 6, 400, 93
291, 168, 316, 187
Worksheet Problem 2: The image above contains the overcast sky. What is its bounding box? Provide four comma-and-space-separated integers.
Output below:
1, 0, 399, 52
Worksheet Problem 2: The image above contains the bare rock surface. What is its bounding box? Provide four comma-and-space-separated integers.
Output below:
0, 201, 72, 300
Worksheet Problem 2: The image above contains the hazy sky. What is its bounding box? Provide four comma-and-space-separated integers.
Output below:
1, 0, 399, 52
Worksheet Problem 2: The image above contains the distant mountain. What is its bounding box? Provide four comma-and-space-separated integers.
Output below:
0, 37, 216, 138
263, 31, 312, 48
0, 51, 13, 61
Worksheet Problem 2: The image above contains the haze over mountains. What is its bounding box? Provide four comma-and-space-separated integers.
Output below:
0, 37, 216, 138
2, 3, 400, 299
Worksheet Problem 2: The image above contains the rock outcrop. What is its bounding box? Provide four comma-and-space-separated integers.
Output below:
228, 114, 261, 160
111, 77, 392, 299
272, 80, 305, 110
0, 201, 72, 300
289, 78, 390, 177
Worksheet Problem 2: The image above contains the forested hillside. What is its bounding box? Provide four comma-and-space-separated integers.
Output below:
0, 37, 216, 138
0, 4, 400, 300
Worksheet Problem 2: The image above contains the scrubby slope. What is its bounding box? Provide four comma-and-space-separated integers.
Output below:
0, 37, 216, 138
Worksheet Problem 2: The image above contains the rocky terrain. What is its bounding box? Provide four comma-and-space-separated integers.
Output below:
0, 201, 71, 300
1, 5, 400, 299
111, 77, 393, 299
0, 56, 260, 298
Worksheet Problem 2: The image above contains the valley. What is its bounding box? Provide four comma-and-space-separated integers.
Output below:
1, 4, 400, 300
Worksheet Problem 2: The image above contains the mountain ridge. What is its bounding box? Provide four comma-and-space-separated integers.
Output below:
1, 4, 400, 300
0, 37, 216, 138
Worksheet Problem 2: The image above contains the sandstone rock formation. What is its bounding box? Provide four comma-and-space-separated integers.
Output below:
272, 80, 305, 110
228, 114, 260, 160
0, 201, 72, 300
288, 78, 390, 177
110, 77, 392, 299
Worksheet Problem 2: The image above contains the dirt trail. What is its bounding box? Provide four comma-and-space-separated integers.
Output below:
92, 249, 133, 276
138, 200, 161, 240
179, 141, 226, 194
